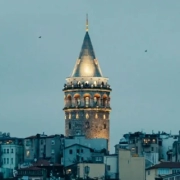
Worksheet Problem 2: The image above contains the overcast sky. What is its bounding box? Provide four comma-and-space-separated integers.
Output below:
0, 0, 180, 152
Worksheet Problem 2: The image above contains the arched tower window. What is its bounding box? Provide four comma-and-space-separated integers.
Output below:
102, 94, 108, 107
104, 124, 106, 129
94, 94, 101, 107
84, 94, 91, 107
74, 94, 81, 107
67, 95, 72, 107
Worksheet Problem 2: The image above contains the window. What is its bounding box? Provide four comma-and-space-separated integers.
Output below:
26, 150, 30, 157
7, 158, 9, 164
77, 149, 80, 154
148, 170, 150, 175
173, 169, 176, 173
69, 149, 73, 154
86, 113, 89, 119
51, 140, 55, 145
11, 149, 13, 153
51, 149, 55, 154
96, 157, 102, 161
4, 158, 6, 164
3, 149, 6, 153
7, 149, 9, 154
76, 113, 79, 119
104, 124, 106, 129
11, 158, 13, 164
41, 140, 44, 145
107, 165, 111, 171
95, 113, 98, 119
85, 97, 90, 107
81, 157, 84, 161
151, 147, 154, 151
69, 113, 71, 119
69, 123, 71, 129
81, 149, 83, 153
158, 168, 170, 175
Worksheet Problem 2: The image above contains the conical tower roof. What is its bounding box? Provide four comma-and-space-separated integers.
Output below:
71, 18, 103, 77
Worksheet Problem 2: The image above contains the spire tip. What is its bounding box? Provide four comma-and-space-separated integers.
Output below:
86, 14, 88, 32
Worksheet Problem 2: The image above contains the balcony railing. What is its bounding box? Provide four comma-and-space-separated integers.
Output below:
63, 83, 111, 91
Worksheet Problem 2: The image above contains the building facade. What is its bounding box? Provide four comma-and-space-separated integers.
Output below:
146, 162, 180, 180
118, 149, 145, 180
24, 134, 64, 164
0, 133, 24, 178
62, 135, 108, 167
63, 18, 111, 147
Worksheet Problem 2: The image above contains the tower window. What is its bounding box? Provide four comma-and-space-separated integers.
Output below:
103, 114, 106, 120
69, 149, 73, 154
69, 113, 71, 119
85, 96, 90, 107
104, 124, 106, 129
76, 113, 79, 119
95, 113, 98, 119
69, 123, 71, 129
86, 113, 89, 119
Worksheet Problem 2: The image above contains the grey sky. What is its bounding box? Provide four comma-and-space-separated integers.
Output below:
0, 1, 180, 152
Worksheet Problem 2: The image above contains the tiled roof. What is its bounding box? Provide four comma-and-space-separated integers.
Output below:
65, 143, 93, 150
147, 162, 180, 170
19, 166, 43, 171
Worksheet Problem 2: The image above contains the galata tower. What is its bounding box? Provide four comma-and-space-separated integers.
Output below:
63, 17, 111, 145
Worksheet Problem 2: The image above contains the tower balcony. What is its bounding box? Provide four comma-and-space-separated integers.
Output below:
63, 83, 111, 91
63, 104, 111, 111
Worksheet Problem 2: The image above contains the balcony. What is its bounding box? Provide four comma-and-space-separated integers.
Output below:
63, 83, 111, 91
63, 104, 111, 110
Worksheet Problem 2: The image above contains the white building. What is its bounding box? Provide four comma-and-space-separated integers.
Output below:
104, 155, 118, 179
0, 133, 24, 178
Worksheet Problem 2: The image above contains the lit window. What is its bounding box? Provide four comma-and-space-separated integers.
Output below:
76, 113, 79, 119
95, 113, 98, 119
103, 114, 106, 119
86, 113, 89, 119
69, 113, 71, 119
26, 150, 30, 157
85, 97, 90, 107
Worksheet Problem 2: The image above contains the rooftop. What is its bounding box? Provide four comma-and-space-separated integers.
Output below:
147, 162, 180, 170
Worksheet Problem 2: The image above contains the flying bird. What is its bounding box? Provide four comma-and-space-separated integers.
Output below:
145, 50, 147, 52
39, 36, 41, 38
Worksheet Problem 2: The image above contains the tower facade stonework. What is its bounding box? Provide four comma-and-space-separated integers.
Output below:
63, 21, 111, 145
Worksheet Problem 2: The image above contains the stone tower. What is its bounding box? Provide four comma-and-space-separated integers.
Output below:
63, 17, 111, 145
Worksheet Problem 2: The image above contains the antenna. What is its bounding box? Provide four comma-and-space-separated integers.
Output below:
86, 14, 88, 32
